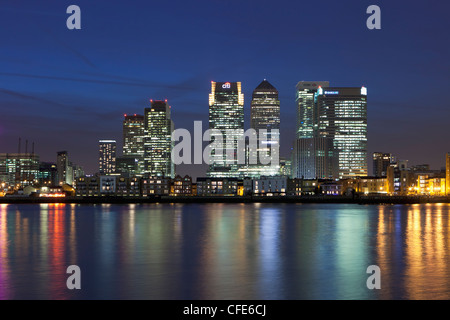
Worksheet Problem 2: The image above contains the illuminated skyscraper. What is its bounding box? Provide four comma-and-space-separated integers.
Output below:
99, 140, 116, 175
296, 81, 330, 139
144, 100, 175, 178
317, 86, 368, 179
246, 79, 280, 177
207, 81, 244, 178
123, 114, 145, 174
293, 81, 336, 179
57, 151, 71, 185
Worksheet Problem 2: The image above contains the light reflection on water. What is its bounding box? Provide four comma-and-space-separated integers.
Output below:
0, 203, 450, 300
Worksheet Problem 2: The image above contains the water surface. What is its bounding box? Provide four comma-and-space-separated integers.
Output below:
0, 202, 449, 300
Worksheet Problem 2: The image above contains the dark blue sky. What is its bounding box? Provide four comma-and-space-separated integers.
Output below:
1, 0, 449, 176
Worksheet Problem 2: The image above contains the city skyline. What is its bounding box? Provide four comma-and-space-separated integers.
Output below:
1, 1, 449, 177
1, 78, 449, 179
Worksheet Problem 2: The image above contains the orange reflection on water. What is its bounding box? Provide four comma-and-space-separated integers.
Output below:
376, 206, 392, 299
0, 204, 10, 299
47, 203, 67, 299
404, 204, 450, 299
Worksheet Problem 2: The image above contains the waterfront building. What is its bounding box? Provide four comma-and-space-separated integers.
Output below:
38, 162, 58, 186
426, 176, 446, 196
286, 178, 320, 196
75, 176, 100, 196
39, 185, 67, 197
72, 163, 85, 181
287, 178, 302, 196
141, 175, 171, 196
144, 100, 175, 178
0, 153, 40, 188
207, 81, 244, 178
57, 151, 72, 185
252, 176, 287, 196
292, 81, 337, 179
373, 152, 393, 177
320, 181, 343, 195
100, 175, 116, 194
359, 177, 387, 194
116, 176, 140, 197
196, 177, 239, 196
386, 160, 413, 195
123, 114, 145, 173
99, 140, 116, 175
316, 86, 368, 179
171, 175, 193, 195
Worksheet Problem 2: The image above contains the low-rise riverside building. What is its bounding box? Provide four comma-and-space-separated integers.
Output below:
196, 177, 239, 196
100, 175, 116, 195
70, 173, 446, 198
300, 179, 320, 195
342, 176, 388, 195
253, 176, 287, 196
75, 176, 100, 196
320, 181, 343, 195
141, 176, 171, 196
116, 176, 140, 197
171, 175, 193, 196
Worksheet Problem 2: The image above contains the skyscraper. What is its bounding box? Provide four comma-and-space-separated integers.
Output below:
99, 140, 117, 175
296, 81, 330, 139
207, 81, 244, 178
247, 79, 280, 177
293, 81, 336, 179
317, 86, 368, 179
373, 152, 393, 177
292, 137, 335, 179
144, 100, 175, 178
123, 114, 145, 174
57, 151, 70, 185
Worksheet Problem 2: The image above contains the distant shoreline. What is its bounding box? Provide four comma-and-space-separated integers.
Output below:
1, 195, 450, 205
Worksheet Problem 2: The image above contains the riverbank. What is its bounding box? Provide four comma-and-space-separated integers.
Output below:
1, 195, 450, 205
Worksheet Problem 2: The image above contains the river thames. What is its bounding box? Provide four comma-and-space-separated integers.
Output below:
0, 202, 449, 300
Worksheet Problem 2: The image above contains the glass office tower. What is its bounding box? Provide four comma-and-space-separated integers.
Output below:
293, 81, 336, 179
247, 79, 280, 177
123, 114, 145, 174
144, 100, 175, 178
317, 87, 368, 179
207, 81, 244, 178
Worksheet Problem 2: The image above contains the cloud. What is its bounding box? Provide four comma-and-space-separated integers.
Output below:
0, 72, 196, 91
0, 88, 66, 108
38, 24, 97, 69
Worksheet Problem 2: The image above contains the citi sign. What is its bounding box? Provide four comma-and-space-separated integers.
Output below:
222, 82, 231, 89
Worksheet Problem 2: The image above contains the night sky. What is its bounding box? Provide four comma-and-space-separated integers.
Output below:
1, 0, 449, 178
